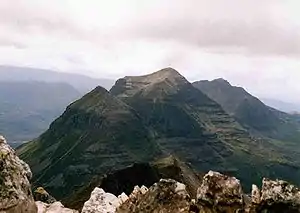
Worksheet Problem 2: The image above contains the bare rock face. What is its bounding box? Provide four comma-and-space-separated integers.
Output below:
36, 201, 78, 213
81, 187, 121, 213
254, 178, 300, 212
196, 171, 244, 212
117, 179, 192, 213
0, 135, 37, 213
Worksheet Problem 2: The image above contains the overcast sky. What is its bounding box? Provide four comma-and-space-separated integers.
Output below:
0, 0, 300, 103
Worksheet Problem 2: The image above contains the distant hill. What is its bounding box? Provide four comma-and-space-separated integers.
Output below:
193, 79, 300, 142
0, 65, 115, 93
0, 81, 81, 147
261, 98, 300, 113
18, 68, 300, 204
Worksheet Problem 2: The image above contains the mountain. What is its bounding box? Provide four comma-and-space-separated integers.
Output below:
18, 68, 300, 205
261, 98, 300, 113
17, 86, 161, 200
0, 65, 115, 93
0, 81, 81, 147
110, 68, 300, 185
193, 78, 300, 142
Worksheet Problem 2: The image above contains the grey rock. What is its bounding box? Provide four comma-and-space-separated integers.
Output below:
117, 179, 191, 213
0, 135, 37, 213
196, 171, 244, 212
36, 201, 78, 213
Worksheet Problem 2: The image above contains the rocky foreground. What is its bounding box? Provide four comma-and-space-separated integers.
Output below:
1, 135, 300, 213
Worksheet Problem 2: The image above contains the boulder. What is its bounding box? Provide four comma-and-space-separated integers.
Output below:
81, 187, 121, 213
34, 187, 56, 204
36, 201, 78, 213
196, 171, 244, 212
0, 135, 37, 213
117, 179, 192, 213
254, 178, 300, 212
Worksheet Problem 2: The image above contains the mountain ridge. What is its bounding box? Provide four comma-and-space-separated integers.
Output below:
17, 68, 300, 206
193, 78, 300, 142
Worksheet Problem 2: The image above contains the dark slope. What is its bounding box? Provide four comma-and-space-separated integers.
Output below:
111, 68, 300, 187
17, 86, 161, 199
0, 81, 81, 146
65, 155, 202, 210
193, 79, 300, 142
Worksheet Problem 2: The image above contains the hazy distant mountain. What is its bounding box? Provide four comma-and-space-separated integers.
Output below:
18, 68, 300, 203
0, 65, 115, 93
193, 79, 300, 142
261, 98, 300, 113
0, 81, 81, 147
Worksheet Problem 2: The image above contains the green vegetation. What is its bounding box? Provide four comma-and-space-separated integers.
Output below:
18, 68, 300, 205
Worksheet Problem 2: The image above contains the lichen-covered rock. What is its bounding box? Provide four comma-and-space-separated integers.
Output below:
117, 179, 192, 213
118, 193, 129, 205
81, 187, 121, 213
0, 135, 37, 213
34, 187, 56, 204
196, 171, 244, 212
127, 185, 149, 202
254, 178, 300, 212
36, 201, 78, 213
251, 184, 261, 205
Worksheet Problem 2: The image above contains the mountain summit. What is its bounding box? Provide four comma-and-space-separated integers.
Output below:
110, 67, 188, 99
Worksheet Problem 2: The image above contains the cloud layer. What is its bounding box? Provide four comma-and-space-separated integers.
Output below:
0, 0, 300, 102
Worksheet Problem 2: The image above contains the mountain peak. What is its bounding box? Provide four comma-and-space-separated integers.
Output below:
126, 67, 186, 84
110, 68, 188, 98
213, 78, 231, 86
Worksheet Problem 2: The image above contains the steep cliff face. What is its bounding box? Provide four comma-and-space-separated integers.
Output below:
0, 135, 37, 213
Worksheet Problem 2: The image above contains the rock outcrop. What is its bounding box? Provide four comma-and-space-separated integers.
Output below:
34, 187, 56, 204
36, 201, 78, 213
81, 188, 122, 213
117, 179, 192, 213
0, 135, 37, 213
196, 171, 244, 212
253, 178, 300, 212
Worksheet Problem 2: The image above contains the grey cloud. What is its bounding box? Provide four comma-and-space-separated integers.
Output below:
1, 0, 299, 56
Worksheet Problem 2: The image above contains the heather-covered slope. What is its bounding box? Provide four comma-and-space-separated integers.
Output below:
193, 79, 300, 142
18, 68, 300, 205
17, 86, 161, 200
111, 68, 300, 187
